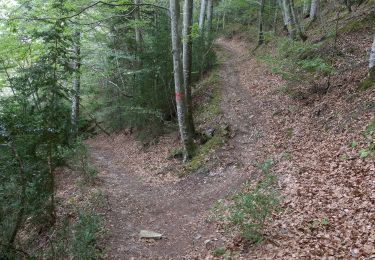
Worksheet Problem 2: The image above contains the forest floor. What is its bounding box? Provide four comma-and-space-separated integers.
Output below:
86, 32, 375, 259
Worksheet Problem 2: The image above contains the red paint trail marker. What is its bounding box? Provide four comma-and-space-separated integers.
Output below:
175, 92, 183, 101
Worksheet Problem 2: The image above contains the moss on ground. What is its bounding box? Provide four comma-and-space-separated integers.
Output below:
181, 66, 229, 176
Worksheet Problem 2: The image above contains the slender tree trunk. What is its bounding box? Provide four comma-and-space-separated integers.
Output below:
182, 0, 195, 137
71, 31, 81, 138
170, 0, 193, 161
206, 0, 213, 43
369, 35, 375, 80
310, 0, 318, 21
222, 11, 226, 30
134, 0, 143, 54
258, 0, 265, 45
282, 0, 296, 39
345, 0, 352, 13
198, 0, 207, 32
278, 0, 288, 33
290, 0, 307, 41
303, 0, 310, 18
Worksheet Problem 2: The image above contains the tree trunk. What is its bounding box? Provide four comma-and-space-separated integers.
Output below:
198, 0, 207, 32
182, 0, 195, 137
278, 0, 288, 33
71, 31, 81, 138
206, 0, 213, 43
303, 0, 310, 18
290, 0, 307, 41
134, 0, 143, 54
282, 0, 296, 39
258, 0, 265, 45
169, 0, 193, 161
345, 0, 352, 13
369, 35, 375, 80
310, 0, 318, 21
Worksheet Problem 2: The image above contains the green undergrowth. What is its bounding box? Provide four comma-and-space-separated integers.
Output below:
182, 68, 228, 175
359, 118, 375, 158
209, 159, 281, 244
258, 36, 333, 84
41, 194, 104, 259
35, 144, 104, 258
340, 12, 375, 33
60, 140, 98, 184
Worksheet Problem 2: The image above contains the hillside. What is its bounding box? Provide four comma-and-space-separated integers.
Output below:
0, 0, 374, 259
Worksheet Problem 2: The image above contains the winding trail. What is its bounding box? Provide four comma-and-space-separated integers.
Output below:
87, 38, 280, 259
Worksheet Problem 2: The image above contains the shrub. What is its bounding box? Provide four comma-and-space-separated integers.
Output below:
226, 159, 281, 243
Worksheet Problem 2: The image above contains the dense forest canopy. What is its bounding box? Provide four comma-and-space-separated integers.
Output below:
0, 0, 374, 258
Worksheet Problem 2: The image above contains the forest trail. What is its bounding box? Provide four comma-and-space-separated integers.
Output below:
86, 37, 282, 259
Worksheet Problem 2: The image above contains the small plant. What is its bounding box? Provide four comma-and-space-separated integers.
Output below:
226, 159, 280, 243
351, 140, 358, 148
296, 58, 333, 75
64, 140, 98, 183
282, 151, 292, 160
212, 247, 227, 257
308, 217, 330, 230
72, 211, 102, 259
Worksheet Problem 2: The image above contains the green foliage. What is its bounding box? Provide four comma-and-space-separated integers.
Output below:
41, 209, 103, 259
308, 217, 330, 230
340, 12, 375, 33
351, 140, 358, 148
212, 247, 227, 257
359, 77, 374, 91
352, 119, 375, 158
215, 159, 281, 244
61, 140, 97, 183
229, 178, 279, 241
364, 119, 375, 137
259, 37, 333, 87
183, 70, 227, 175
72, 211, 102, 259
296, 58, 333, 75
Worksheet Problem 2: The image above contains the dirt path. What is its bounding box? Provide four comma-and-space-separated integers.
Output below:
86, 38, 282, 259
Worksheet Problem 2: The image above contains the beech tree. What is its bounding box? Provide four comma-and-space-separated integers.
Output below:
369, 35, 375, 80
134, 0, 143, 55
258, 0, 265, 45
206, 0, 214, 42
71, 31, 81, 138
282, 0, 296, 39
310, 0, 318, 21
303, 0, 311, 18
182, 0, 195, 136
169, 0, 194, 161
199, 0, 207, 32
290, 0, 307, 41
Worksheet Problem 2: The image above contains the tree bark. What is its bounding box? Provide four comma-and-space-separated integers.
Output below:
71, 31, 81, 138
345, 0, 352, 13
134, 0, 143, 54
290, 0, 307, 41
198, 0, 207, 32
169, 0, 193, 161
310, 0, 318, 21
369, 35, 375, 80
277, 0, 288, 33
182, 0, 195, 137
206, 0, 213, 42
258, 0, 265, 45
303, 0, 311, 18
282, 0, 296, 39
